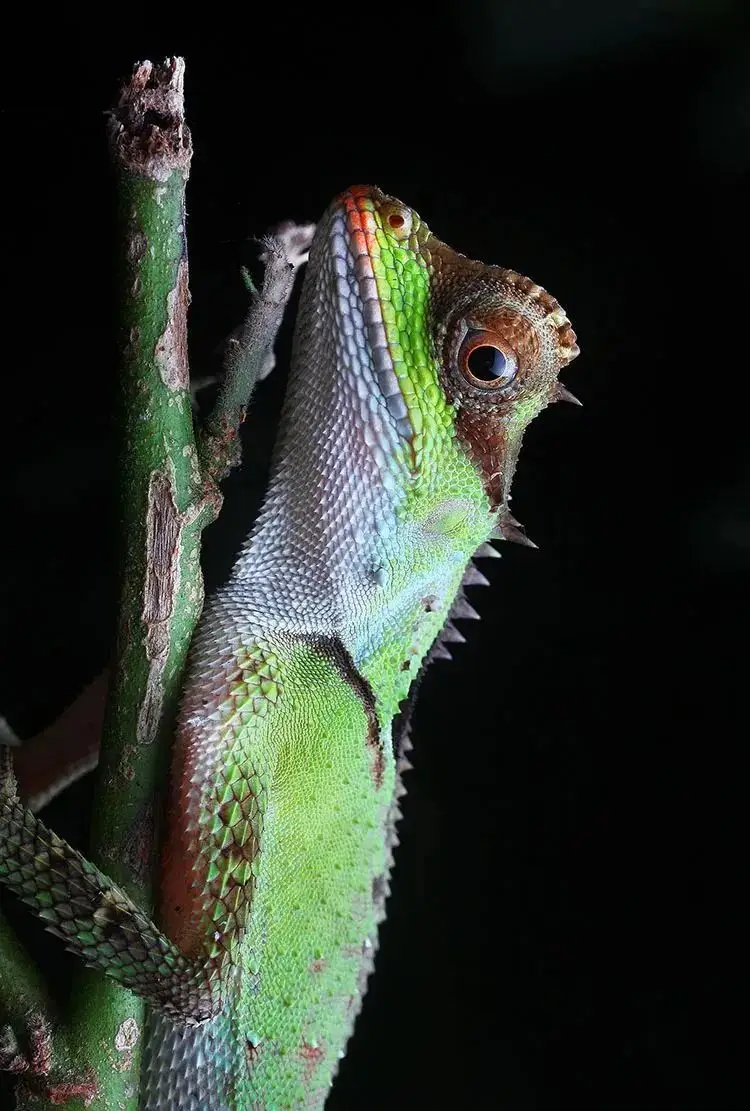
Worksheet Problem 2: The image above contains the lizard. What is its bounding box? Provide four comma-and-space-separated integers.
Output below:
0, 184, 580, 1109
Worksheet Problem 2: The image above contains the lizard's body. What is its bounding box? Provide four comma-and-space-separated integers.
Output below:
1, 186, 579, 1108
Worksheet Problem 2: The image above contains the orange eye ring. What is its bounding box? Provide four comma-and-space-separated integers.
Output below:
458, 329, 518, 389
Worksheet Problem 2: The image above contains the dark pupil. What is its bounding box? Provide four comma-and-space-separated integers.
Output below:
467, 344, 508, 381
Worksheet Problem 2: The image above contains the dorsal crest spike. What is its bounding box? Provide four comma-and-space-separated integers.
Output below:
493, 510, 539, 549
450, 595, 481, 621
474, 541, 501, 560
462, 564, 491, 587
552, 382, 583, 407
441, 622, 466, 645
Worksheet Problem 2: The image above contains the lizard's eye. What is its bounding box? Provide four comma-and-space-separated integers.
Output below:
380, 201, 413, 241
459, 329, 518, 389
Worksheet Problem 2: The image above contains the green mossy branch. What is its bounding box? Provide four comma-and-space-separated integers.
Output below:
1, 54, 201, 1111
1, 55, 312, 1110
59, 57, 199, 1111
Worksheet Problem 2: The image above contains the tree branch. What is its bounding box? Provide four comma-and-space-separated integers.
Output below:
2, 55, 312, 1109
199, 222, 314, 478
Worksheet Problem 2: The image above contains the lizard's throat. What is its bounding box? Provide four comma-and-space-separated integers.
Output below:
233, 202, 420, 607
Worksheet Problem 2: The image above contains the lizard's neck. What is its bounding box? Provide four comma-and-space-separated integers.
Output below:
229, 213, 410, 627
219, 508, 478, 731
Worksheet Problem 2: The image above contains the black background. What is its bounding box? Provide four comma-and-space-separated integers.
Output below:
1, 2, 746, 1108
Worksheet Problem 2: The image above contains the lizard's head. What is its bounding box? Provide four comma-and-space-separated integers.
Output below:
257, 185, 581, 706
267, 185, 580, 613
303, 184, 579, 529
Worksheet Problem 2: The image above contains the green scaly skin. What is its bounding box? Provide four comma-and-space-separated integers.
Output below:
0, 186, 579, 1108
